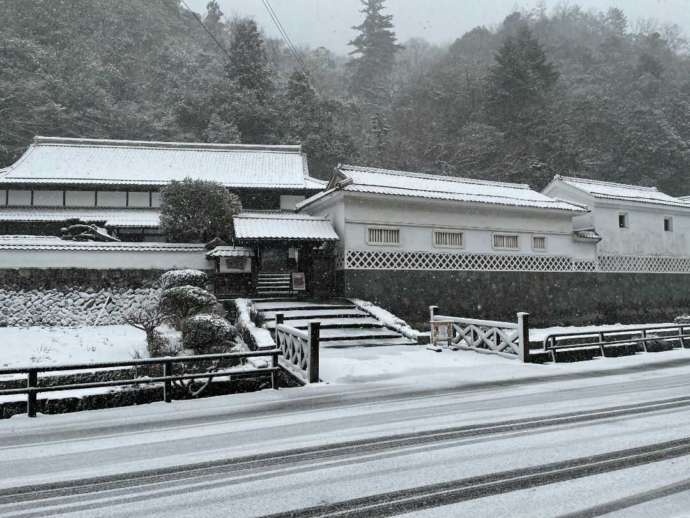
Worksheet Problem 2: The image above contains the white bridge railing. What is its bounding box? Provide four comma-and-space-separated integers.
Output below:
430, 306, 530, 362
274, 314, 320, 384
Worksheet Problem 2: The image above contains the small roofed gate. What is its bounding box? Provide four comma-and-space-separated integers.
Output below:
232, 211, 339, 296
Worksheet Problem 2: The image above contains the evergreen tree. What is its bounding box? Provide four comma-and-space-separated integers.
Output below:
226, 19, 272, 99
486, 26, 559, 131
282, 71, 355, 177
347, 0, 401, 106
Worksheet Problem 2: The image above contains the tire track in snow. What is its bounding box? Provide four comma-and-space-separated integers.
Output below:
260, 439, 690, 518
3, 394, 690, 515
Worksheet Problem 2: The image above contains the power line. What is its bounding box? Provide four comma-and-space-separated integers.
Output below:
260, 0, 310, 77
179, 0, 233, 61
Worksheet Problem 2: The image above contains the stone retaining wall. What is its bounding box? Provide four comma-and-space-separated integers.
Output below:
0, 268, 165, 327
339, 270, 690, 327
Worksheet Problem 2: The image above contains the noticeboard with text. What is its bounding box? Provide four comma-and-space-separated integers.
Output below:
291, 272, 306, 291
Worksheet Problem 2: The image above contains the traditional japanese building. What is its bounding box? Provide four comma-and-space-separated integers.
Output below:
0, 136, 325, 240
543, 176, 690, 269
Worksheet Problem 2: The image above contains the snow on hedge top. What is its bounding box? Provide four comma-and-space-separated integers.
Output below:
554, 175, 689, 208
298, 165, 585, 213
0, 137, 326, 190
160, 269, 208, 289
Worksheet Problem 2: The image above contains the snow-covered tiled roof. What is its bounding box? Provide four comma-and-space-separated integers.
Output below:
573, 229, 602, 242
297, 165, 585, 213
0, 237, 204, 252
0, 136, 325, 190
233, 211, 339, 241
554, 176, 688, 208
206, 246, 254, 258
0, 208, 161, 228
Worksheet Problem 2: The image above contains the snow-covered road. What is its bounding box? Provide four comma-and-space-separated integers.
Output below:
4, 358, 690, 517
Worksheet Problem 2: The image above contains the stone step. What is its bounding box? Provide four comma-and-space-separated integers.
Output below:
258, 304, 357, 313
266, 317, 382, 330
263, 308, 369, 320
253, 300, 351, 310
317, 328, 404, 341
322, 337, 419, 348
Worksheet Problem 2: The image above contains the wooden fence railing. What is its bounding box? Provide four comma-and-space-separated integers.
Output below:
429, 306, 530, 362
542, 324, 690, 362
274, 313, 320, 384
0, 350, 281, 418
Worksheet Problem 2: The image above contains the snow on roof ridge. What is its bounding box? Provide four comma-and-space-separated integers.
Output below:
236, 210, 330, 221
559, 175, 659, 192
33, 136, 303, 154
339, 164, 532, 190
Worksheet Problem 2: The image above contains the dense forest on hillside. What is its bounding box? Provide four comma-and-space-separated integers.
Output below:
1, 0, 689, 193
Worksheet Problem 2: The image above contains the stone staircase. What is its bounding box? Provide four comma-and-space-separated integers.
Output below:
255, 273, 293, 297
254, 299, 418, 348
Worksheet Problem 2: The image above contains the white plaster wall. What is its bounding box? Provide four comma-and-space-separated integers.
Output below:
341, 193, 596, 258
592, 204, 690, 256
0, 249, 211, 270
280, 195, 305, 210
65, 190, 96, 207
97, 191, 127, 208
7, 190, 31, 206
545, 180, 690, 257
128, 192, 150, 208
301, 192, 346, 252
32, 190, 63, 207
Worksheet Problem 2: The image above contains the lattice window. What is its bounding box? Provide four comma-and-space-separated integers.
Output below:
434, 230, 463, 248
532, 236, 546, 251
367, 227, 400, 246
493, 234, 519, 250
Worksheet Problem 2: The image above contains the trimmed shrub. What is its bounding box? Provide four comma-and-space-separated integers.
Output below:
160, 269, 209, 290
182, 314, 237, 354
160, 286, 218, 329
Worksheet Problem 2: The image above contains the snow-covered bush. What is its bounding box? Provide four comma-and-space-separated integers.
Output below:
160, 269, 208, 290
160, 286, 217, 329
182, 314, 237, 354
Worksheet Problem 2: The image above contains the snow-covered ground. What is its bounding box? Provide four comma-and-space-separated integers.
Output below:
319, 344, 690, 386
0, 325, 148, 370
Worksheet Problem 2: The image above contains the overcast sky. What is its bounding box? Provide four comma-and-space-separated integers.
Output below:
184, 0, 690, 53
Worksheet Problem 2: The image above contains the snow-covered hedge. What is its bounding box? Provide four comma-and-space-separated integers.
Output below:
182, 314, 237, 354
0, 287, 161, 327
160, 269, 208, 290
160, 286, 217, 329
235, 298, 275, 350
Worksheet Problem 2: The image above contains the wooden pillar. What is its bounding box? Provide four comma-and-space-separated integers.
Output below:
27, 370, 37, 418
517, 312, 530, 363
308, 322, 320, 383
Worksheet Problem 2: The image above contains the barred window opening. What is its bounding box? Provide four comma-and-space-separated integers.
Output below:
532, 236, 547, 251
434, 230, 463, 248
367, 227, 400, 246
493, 234, 519, 250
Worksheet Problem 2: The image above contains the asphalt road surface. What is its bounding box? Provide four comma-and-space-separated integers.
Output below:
3, 360, 690, 517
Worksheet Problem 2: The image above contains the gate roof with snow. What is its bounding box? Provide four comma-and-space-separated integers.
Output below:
297, 165, 586, 213
233, 211, 339, 242
0, 137, 325, 190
